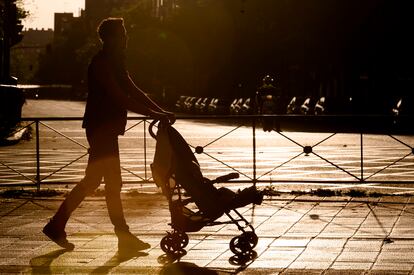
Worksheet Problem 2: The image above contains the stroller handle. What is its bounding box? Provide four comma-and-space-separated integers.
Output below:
212, 172, 240, 183
149, 119, 159, 139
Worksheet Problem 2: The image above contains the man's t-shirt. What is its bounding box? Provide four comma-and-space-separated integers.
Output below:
82, 51, 128, 135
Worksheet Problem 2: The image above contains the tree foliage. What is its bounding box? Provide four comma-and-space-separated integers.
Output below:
0, 0, 28, 35
34, 0, 414, 98
129, 0, 414, 98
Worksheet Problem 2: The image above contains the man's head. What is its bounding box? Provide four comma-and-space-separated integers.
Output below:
97, 18, 127, 52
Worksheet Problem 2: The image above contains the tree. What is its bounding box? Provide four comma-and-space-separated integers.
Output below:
1, 0, 28, 83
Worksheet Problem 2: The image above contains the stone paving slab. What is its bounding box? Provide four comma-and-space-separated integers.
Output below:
0, 193, 414, 274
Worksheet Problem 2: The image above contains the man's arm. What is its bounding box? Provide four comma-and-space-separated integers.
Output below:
124, 73, 175, 123
125, 73, 164, 112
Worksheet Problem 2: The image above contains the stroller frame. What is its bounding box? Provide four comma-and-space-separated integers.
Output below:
161, 171, 258, 257
149, 121, 258, 256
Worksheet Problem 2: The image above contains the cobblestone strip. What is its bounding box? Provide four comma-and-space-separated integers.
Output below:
322, 198, 382, 274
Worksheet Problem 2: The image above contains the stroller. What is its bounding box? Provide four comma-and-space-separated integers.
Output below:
149, 121, 263, 256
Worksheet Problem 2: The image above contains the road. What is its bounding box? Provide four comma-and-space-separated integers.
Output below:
0, 99, 413, 194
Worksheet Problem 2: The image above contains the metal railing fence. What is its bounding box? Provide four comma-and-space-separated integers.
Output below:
0, 115, 413, 190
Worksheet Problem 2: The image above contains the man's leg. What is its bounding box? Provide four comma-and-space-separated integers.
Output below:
47, 162, 103, 230
102, 137, 150, 253
43, 136, 104, 249
103, 154, 129, 233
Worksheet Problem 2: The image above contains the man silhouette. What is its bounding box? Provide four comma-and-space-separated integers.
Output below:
43, 18, 175, 254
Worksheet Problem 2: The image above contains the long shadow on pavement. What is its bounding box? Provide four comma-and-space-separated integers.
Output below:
158, 250, 257, 275
30, 248, 148, 274
90, 250, 149, 274
160, 262, 221, 275
30, 248, 69, 275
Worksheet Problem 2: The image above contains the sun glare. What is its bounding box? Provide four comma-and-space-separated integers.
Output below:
22, 0, 85, 30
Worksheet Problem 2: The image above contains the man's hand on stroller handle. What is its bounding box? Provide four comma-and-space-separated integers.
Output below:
150, 110, 176, 125
165, 111, 176, 125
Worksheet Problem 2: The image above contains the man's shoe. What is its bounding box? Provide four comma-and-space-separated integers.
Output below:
42, 221, 74, 250
117, 231, 150, 254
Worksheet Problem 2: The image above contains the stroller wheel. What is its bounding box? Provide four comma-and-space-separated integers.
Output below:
173, 231, 189, 249
230, 232, 258, 255
160, 231, 189, 255
241, 231, 258, 248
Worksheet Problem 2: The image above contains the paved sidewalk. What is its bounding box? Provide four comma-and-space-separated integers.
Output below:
1, 191, 414, 274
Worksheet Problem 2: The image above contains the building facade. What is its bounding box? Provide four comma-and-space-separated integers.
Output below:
10, 28, 53, 83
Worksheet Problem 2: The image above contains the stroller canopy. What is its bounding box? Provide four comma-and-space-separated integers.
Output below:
151, 122, 222, 217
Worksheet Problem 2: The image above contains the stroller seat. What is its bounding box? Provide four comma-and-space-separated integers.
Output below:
150, 121, 263, 256
169, 200, 212, 232
167, 161, 263, 232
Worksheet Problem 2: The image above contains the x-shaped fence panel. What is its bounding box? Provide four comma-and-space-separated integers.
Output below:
0, 116, 413, 191
0, 118, 155, 189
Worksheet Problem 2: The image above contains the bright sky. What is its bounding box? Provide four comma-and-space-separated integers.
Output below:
22, 0, 85, 30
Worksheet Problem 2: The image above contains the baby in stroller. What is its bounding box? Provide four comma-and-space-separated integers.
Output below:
150, 121, 263, 256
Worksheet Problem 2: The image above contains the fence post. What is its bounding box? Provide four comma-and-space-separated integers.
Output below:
252, 116, 257, 187
360, 132, 364, 183
35, 119, 41, 191
144, 119, 147, 181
